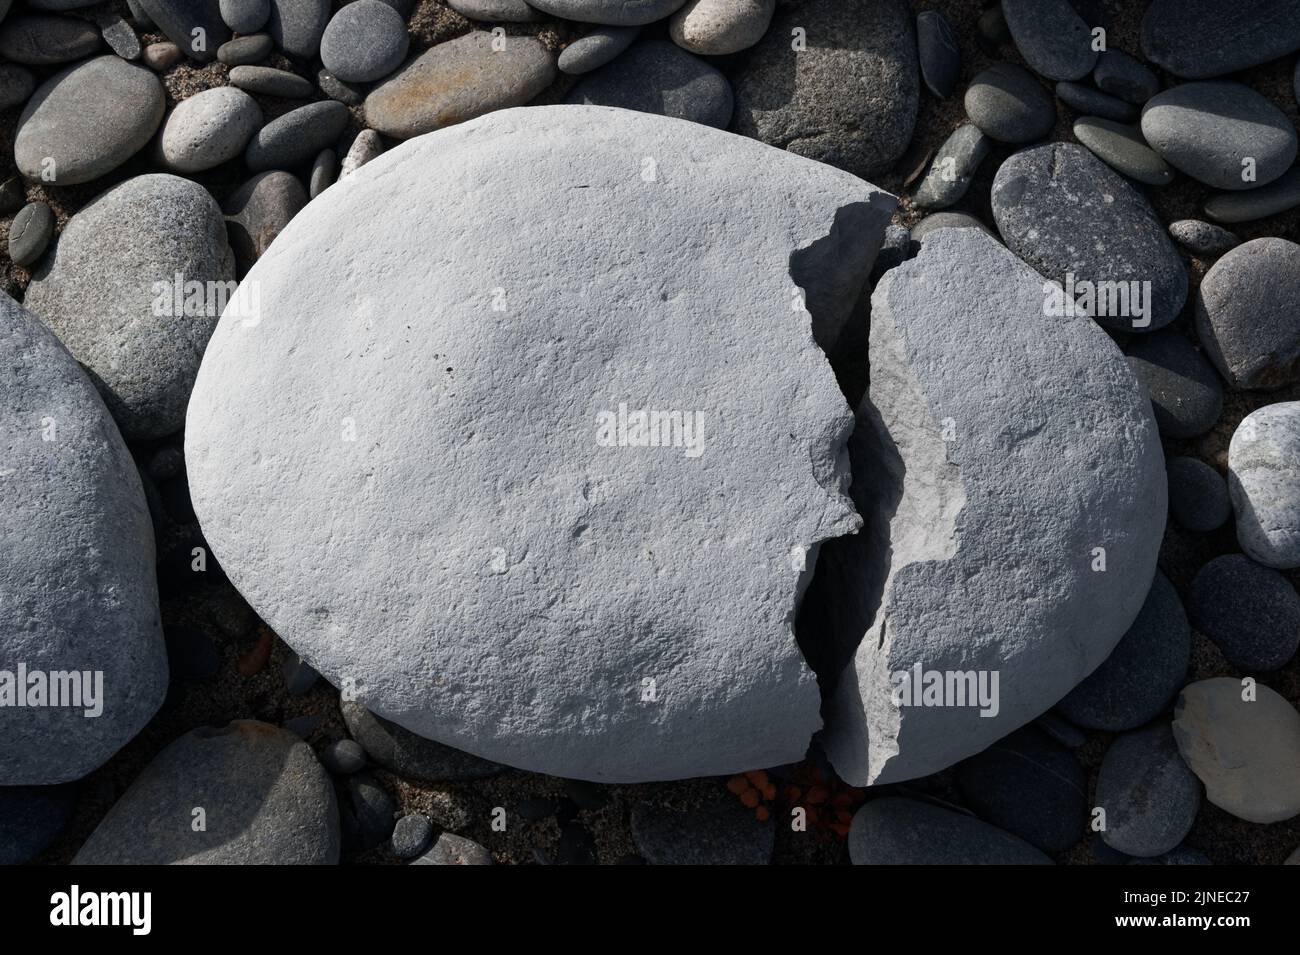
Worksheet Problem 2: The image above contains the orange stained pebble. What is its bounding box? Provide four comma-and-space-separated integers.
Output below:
761, 783, 776, 800
805, 785, 829, 805
745, 769, 769, 788
726, 775, 751, 795
740, 788, 761, 808
786, 786, 802, 803
755, 805, 770, 822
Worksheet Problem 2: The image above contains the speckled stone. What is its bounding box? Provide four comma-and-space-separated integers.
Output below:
566, 40, 733, 129
965, 62, 1055, 143
244, 99, 348, 171
1096, 723, 1201, 858
1169, 219, 1239, 257
1188, 554, 1300, 671
1124, 331, 1223, 439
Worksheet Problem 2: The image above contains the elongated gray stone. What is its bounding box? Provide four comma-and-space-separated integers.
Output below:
849, 798, 1053, 864
565, 40, 733, 129
559, 26, 639, 74
1141, 0, 1300, 80
136, 0, 229, 61
528, 0, 686, 25
0, 14, 101, 65
913, 124, 989, 209
245, 99, 347, 172
817, 227, 1165, 786
186, 105, 895, 782
0, 293, 166, 785
1073, 116, 1172, 186
1001, 0, 1096, 81
446, 0, 541, 21
1204, 167, 1300, 223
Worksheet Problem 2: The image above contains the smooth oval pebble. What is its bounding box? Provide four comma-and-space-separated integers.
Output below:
916, 9, 959, 98
1072, 115, 1172, 186
143, 41, 183, 70
1093, 48, 1158, 104
849, 798, 1052, 865
1168, 219, 1239, 257
1056, 572, 1190, 731
910, 211, 990, 242
565, 40, 732, 129
221, 0, 269, 33
1141, 0, 1300, 80
1174, 678, 1300, 824
0, 14, 102, 65
669, 0, 773, 56
1055, 80, 1137, 122
1000, 0, 1097, 81
965, 62, 1055, 143
309, 147, 336, 197
0, 63, 35, 109
1096, 722, 1201, 858
1166, 456, 1230, 533
446, 0, 540, 21
412, 832, 493, 865
319, 0, 408, 83
159, 86, 262, 173
267, 0, 330, 58
217, 33, 273, 65
558, 26, 639, 74
1142, 81, 1297, 191
320, 738, 367, 775
1204, 167, 1300, 223
136, 0, 230, 62
913, 123, 989, 209
222, 170, 308, 275
1229, 402, 1300, 569
229, 64, 314, 98
1188, 554, 1300, 671
390, 813, 433, 858
992, 142, 1187, 332
1124, 330, 1223, 438
527, 0, 687, 26
7, 200, 55, 267
245, 99, 348, 171
15, 55, 164, 185
1195, 237, 1300, 390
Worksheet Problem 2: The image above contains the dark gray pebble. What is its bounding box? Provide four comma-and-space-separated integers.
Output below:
1169, 219, 1239, 257
1096, 722, 1200, 858
8, 200, 54, 267
1093, 48, 1159, 104
916, 9, 960, 98
1167, 456, 1231, 532
321, 738, 367, 775
1124, 331, 1223, 438
965, 62, 1055, 143
1055, 81, 1137, 122
1188, 554, 1300, 671
390, 813, 433, 859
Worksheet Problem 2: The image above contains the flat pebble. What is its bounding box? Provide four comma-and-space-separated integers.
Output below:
1096, 723, 1200, 858
1055, 80, 1137, 122
321, 739, 367, 775
320, 0, 408, 83
916, 9, 960, 98
558, 26, 639, 74
1204, 167, 1300, 223
1072, 116, 1172, 186
1188, 554, 1300, 671
631, 793, 774, 864
245, 99, 348, 171
1093, 49, 1158, 104
911, 211, 989, 242
446, 0, 540, 20
390, 814, 433, 859
1168, 219, 1239, 257
913, 123, 989, 209
412, 832, 493, 865
849, 798, 1052, 865
669, 0, 773, 57
1000, 0, 1096, 81
309, 147, 336, 197
0, 14, 102, 65
221, 0, 269, 33
1166, 456, 1231, 532
7, 200, 54, 267
229, 64, 314, 98
566, 40, 732, 129
222, 170, 307, 274
1124, 331, 1223, 438
965, 62, 1055, 143
217, 33, 272, 65
1230, 403, 1300, 568
159, 86, 262, 173
1174, 678, 1300, 824
1141, 0, 1300, 79
527, 0, 687, 25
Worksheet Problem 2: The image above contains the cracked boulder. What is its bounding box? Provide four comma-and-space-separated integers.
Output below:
185, 105, 895, 782
814, 228, 1165, 786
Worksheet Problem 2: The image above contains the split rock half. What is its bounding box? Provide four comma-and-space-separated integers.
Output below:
186, 105, 895, 782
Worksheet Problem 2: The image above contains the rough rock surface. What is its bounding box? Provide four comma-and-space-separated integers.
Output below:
0, 293, 166, 785
185, 106, 895, 782
816, 228, 1165, 787
848, 797, 1053, 864
1229, 403, 1300, 569
73, 721, 340, 863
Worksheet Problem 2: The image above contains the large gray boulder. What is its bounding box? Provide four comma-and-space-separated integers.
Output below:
73, 721, 340, 863
185, 106, 895, 782
816, 228, 1165, 786
0, 293, 166, 785
24, 174, 235, 440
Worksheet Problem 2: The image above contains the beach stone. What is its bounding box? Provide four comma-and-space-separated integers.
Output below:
916, 9, 959, 98
341, 702, 504, 782
1124, 331, 1223, 439
280, 651, 318, 694
229, 64, 314, 97
558, 26, 638, 74
992, 143, 1187, 332
245, 99, 347, 171
527, 0, 686, 26
317, 67, 364, 104
159, 86, 262, 173
817, 227, 1164, 786
0, 785, 76, 864
1073, 116, 1172, 186
412, 832, 493, 865
24, 174, 234, 439
1205, 167, 1300, 223
669, 0, 773, 56
849, 798, 1052, 864
1169, 219, 1239, 257
1166, 456, 1231, 532
566, 40, 732, 129
730, 0, 919, 178
910, 211, 990, 243
223, 170, 307, 275
1188, 554, 1300, 671
446, 0, 540, 21
913, 124, 989, 210
95, 11, 140, 60
1096, 723, 1201, 858
1000, 0, 1096, 81
965, 63, 1055, 143
1141, 0, 1300, 80
1230, 403, 1300, 569
267, 0, 329, 58
15, 56, 164, 186
1, 294, 164, 785
0, 178, 24, 215
143, 41, 183, 70
1056, 572, 1190, 731
1174, 678, 1300, 823
0, 64, 34, 110
8, 200, 54, 267
1142, 82, 1296, 191
186, 105, 894, 782
73, 721, 340, 863
1093, 49, 1158, 104
365, 32, 555, 139
955, 726, 1087, 852
340, 129, 383, 177
320, 0, 408, 83
346, 772, 395, 849
321, 739, 366, 775
221, 0, 269, 33
217, 33, 272, 65
309, 148, 336, 197
135, 0, 229, 61
391, 814, 433, 858
1196, 238, 1300, 389
631, 794, 774, 864
1055, 81, 1137, 122
0, 14, 101, 65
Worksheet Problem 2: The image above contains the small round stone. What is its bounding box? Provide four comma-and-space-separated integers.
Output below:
1168, 219, 1239, 257
1188, 554, 1300, 671
1055, 80, 1137, 122
669, 0, 773, 56
965, 62, 1056, 143
558, 26, 639, 75
7, 201, 54, 268
221, 0, 269, 33
1124, 331, 1223, 439
229, 64, 314, 98
159, 86, 262, 173
1096, 722, 1201, 858
916, 9, 960, 98
1072, 116, 1172, 186
1230, 402, 1300, 568
217, 33, 273, 65
390, 813, 433, 859
1093, 48, 1159, 104
1166, 456, 1230, 532
143, 41, 183, 70
319, 0, 409, 84
321, 738, 367, 775
245, 99, 348, 171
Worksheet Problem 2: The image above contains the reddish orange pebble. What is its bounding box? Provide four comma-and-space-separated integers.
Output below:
726, 775, 750, 795
805, 785, 829, 805
761, 783, 776, 801
237, 627, 274, 676
740, 789, 760, 808
755, 805, 770, 822
785, 786, 802, 804
745, 769, 769, 788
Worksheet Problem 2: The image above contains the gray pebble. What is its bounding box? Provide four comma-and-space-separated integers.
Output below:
1096, 722, 1201, 858
8, 200, 54, 267
913, 124, 989, 209
1188, 553, 1300, 671
267, 0, 330, 59
558, 26, 639, 75
390, 814, 433, 859
340, 702, 505, 782
347, 772, 396, 849
217, 33, 273, 65
0, 14, 102, 66
1055, 80, 1137, 122
412, 832, 493, 865
221, 0, 270, 33
280, 651, 319, 694
309, 147, 336, 198
1093, 48, 1158, 104
566, 40, 732, 130
1230, 402, 1300, 568
1001, 0, 1097, 81
911, 211, 989, 242
319, 0, 408, 83
159, 86, 262, 173
1168, 219, 1239, 257
850, 798, 1052, 864
317, 66, 365, 105
1124, 331, 1223, 439
446, 0, 539, 21
1167, 456, 1231, 532
222, 170, 307, 274
965, 62, 1056, 143
1072, 115, 1172, 186
245, 99, 348, 171
916, 9, 960, 98
1141, 0, 1300, 80
321, 738, 367, 775
95, 11, 141, 61
229, 64, 314, 98
135, 0, 230, 62
1204, 167, 1300, 223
